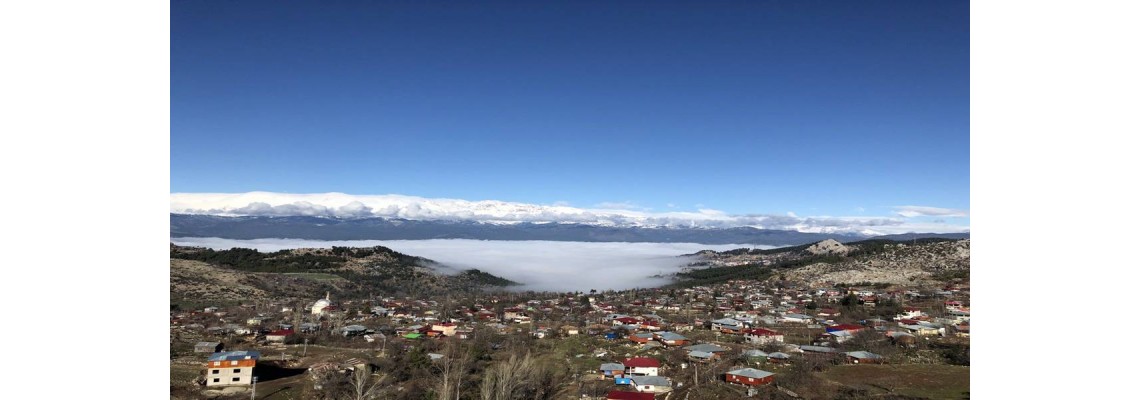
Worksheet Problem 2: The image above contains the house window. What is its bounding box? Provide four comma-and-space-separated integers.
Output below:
233, 369, 241, 373
231, 360, 239, 366
232, 377, 241, 382
211, 370, 219, 374
212, 378, 219, 383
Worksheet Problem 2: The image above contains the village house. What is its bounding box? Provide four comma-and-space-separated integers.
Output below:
780, 313, 813, 324
896, 307, 926, 320
767, 352, 792, 364
341, 325, 367, 337
684, 343, 729, 354
454, 327, 474, 339
600, 362, 626, 380
629, 376, 672, 393
194, 341, 223, 353
205, 350, 259, 387
605, 390, 655, 400
687, 350, 717, 363
845, 351, 886, 364
299, 322, 320, 333
431, 322, 457, 337
743, 328, 784, 345
622, 357, 661, 376
725, 368, 775, 386
629, 332, 655, 344
266, 329, 292, 343
653, 331, 689, 346
710, 317, 744, 333
887, 331, 918, 346
503, 308, 527, 321
742, 349, 768, 364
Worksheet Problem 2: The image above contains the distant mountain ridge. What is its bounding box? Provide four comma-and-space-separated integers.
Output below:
171, 214, 968, 246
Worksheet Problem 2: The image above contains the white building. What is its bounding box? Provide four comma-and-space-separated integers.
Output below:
205, 351, 259, 387
311, 292, 332, 315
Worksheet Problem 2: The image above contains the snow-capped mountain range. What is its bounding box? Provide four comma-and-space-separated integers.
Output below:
170, 192, 969, 236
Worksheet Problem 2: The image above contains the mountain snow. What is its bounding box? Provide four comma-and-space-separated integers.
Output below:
169, 192, 968, 235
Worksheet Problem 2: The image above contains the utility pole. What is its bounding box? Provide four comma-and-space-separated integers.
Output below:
693, 362, 698, 388
303, 338, 308, 357
250, 376, 258, 400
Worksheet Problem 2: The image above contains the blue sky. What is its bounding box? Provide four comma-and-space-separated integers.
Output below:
171, 1, 968, 224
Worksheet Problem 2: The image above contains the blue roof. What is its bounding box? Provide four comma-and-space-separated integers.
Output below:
208, 350, 260, 362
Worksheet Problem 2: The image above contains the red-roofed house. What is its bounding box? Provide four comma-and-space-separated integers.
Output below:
614, 317, 640, 326
623, 357, 661, 376
606, 390, 655, 400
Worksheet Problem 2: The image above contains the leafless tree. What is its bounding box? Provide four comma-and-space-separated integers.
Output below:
349, 367, 387, 400
478, 352, 572, 400
434, 341, 472, 400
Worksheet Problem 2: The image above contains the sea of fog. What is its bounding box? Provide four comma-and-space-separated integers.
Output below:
169, 238, 776, 291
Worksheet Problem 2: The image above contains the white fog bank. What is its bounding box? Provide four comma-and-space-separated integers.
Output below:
170, 238, 775, 291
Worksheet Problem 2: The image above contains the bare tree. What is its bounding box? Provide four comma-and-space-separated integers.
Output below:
478, 352, 572, 400
434, 341, 472, 400
349, 366, 388, 400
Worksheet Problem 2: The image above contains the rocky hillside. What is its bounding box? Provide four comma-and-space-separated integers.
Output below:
781, 239, 970, 285
804, 239, 850, 255
675, 238, 969, 286
170, 244, 518, 301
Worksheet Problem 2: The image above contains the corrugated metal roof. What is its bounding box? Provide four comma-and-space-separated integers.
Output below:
207, 350, 260, 362
844, 351, 883, 359
726, 368, 774, 379
799, 345, 838, 353
599, 363, 625, 371
684, 343, 728, 353
688, 351, 715, 359
629, 376, 671, 387
743, 349, 768, 357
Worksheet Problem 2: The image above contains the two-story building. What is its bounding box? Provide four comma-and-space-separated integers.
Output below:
205, 351, 259, 387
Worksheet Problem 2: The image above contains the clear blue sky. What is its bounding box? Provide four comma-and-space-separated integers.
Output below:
172, 0, 969, 218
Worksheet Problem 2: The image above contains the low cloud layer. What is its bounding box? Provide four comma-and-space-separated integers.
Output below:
170, 238, 765, 291
170, 192, 969, 235
893, 205, 970, 218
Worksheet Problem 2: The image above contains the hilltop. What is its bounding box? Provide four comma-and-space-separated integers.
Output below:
674, 238, 969, 287
169, 244, 517, 304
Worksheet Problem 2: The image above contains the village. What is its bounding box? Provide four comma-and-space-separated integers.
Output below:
171, 276, 970, 399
